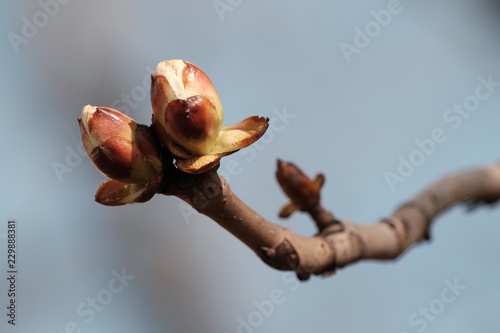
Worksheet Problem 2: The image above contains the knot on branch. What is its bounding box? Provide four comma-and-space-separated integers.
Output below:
258, 239, 299, 271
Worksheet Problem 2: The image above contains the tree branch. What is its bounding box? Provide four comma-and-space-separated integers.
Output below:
160, 161, 500, 281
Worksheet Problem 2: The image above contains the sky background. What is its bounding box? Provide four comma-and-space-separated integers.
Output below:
1, 1, 500, 332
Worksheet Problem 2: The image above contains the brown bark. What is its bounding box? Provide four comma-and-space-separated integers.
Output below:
160, 162, 500, 281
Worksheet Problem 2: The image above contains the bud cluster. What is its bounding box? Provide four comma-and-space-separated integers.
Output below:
78, 59, 269, 205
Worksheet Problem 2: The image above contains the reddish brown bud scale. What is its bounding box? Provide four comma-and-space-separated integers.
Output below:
134, 124, 162, 166
87, 107, 127, 138
165, 97, 207, 140
89, 138, 133, 182
95, 181, 143, 206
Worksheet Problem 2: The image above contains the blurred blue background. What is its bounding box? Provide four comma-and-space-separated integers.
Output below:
1, 1, 500, 332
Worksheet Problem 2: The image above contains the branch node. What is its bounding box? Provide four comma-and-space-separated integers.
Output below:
398, 201, 432, 225
258, 239, 300, 271
396, 202, 433, 242
321, 219, 345, 237
381, 217, 409, 251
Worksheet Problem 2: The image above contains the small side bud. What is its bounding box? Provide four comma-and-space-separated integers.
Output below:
276, 159, 325, 217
